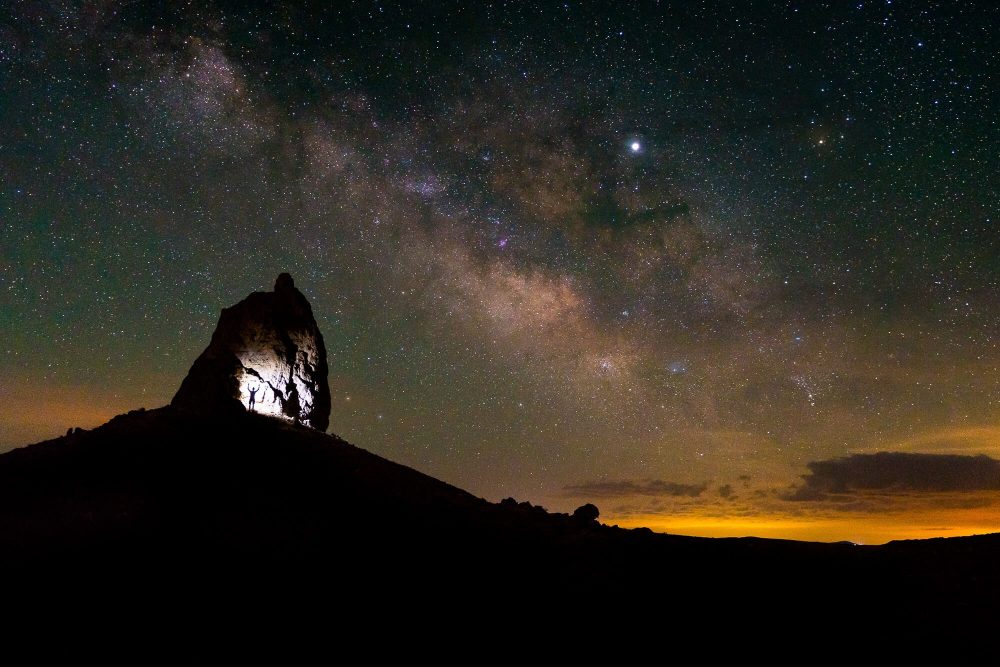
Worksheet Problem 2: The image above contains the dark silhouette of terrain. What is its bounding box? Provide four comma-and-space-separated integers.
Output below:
2, 407, 998, 636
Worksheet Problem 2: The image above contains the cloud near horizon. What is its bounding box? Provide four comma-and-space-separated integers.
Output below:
786, 452, 1000, 501
565, 479, 708, 498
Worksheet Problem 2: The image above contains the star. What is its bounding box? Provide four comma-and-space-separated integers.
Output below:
629, 141, 641, 152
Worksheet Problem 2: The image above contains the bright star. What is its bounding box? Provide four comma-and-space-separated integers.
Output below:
630, 141, 641, 152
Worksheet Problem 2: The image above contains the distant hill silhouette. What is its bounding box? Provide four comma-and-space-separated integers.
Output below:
2, 407, 998, 635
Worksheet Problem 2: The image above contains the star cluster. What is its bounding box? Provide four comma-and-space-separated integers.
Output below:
2, 1, 998, 542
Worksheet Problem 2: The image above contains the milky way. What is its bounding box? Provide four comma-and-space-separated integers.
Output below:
2, 1, 998, 542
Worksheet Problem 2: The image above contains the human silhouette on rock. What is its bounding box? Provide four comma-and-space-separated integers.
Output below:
248, 386, 259, 411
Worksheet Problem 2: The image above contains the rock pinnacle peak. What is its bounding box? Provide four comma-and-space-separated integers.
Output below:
172, 275, 331, 430
275, 272, 294, 292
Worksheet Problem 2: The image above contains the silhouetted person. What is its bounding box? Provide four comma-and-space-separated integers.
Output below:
248, 386, 259, 411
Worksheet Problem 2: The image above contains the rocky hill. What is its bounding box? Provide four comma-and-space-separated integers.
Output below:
2, 406, 998, 633
4, 275, 996, 635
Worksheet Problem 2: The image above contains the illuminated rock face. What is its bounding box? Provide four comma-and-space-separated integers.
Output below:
172, 273, 331, 431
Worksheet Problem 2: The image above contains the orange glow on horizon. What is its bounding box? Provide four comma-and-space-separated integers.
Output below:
606, 510, 1000, 545
0, 383, 157, 452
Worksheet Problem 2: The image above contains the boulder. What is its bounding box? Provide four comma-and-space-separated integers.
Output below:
572, 503, 600, 522
172, 273, 331, 430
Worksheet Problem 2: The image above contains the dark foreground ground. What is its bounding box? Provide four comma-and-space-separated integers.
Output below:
2, 407, 998, 640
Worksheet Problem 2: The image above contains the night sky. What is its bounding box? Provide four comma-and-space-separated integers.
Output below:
3, 1, 998, 542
